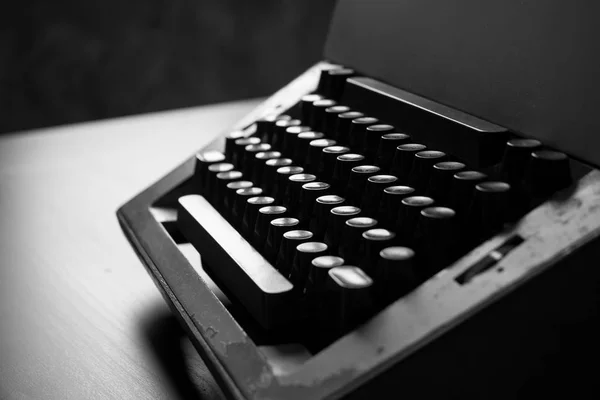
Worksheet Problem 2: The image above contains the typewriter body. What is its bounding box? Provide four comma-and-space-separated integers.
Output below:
118, 1, 600, 398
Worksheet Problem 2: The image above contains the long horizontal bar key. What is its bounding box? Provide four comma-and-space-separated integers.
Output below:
177, 195, 295, 330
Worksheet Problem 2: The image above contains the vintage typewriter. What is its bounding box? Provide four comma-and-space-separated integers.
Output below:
118, 1, 600, 398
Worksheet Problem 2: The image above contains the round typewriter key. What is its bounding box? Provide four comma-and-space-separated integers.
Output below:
391, 143, 427, 182
426, 161, 466, 202
339, 217, 378, 264
335, 111, 365, 143
243, 143, 271, 175
224, 130, 245, 161
449, 170, 487, 213
264, 217, 300, 263
254, 114, 283, 142
232, 187, 263, 228
290, 242, 328, 286
526, 150, 572, 199
319, 145, 350, 182
252, 150, 281, 185
324, 205, 362, 250
349, 117, 379, 149
195, 150, 226, 193
284, 173, 317, 214
215, 171, 244, 211
282, 125, 311, 157
223, 180, 253, 216
361, 174, 398, 216
263, 158, 293, 194
346, 165, 381, 203
376, 133, 411, 172
207, 162, 235, 204
274, 165, 304, 199
359, 228, 397, 273
328, 266, 374, 333
317, 66, 340, 95
499, 138, 542, 184
300, 94, 324, 125
466, 182, 511, 242
311, 99, 337, 131
408, 150, 447, 190
307, 138, 337, 173
364, 124, 395, 162
310, 195, 346, 240
242, 196, 275, 238
299, 182, 331, 223
396, 196, 435, 245
378, 185, 416, 229
306, 255, 345, 295
272, 118, 301, 150
294, 131, 325, 161
414, 206, 457, 275
233, 137, 260, 168
253, 205, 287, 250
275, 230, 314, 276
323, 105, 351, 136
376, 246, 418, 305
327, 68, 355, 99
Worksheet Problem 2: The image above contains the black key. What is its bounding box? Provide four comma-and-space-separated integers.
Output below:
233, 137, 260, 167
306, 255, 345, 295
243, 143, 272, 176
242, 196, 275, 238
224, 130, 245, 161
319, 145, 350, 182
309, 195, 346, 240
252, 151, 281, 185
262, 158, 293, 195
284, 173, 317, 214
195, 150, 226, 193
317, 66, 341, 95
323, 105, 351, 136
359, 228, 397, 274
364, 124, 395, 162
325, 68, 355, 100
339, 217, 378, 264
396, 195, 435, 245
466, 181, 511, 243
498, 138, 542, 184
273, 166, 304, 199
253, 205, 287, 251
275, 230, 314, 277
307, 138, 337, 173
346, 165, 380, 203
264, 217, 301, 263
282, 125, 311, 157
300, 94, 324, 125
328, 266, 374, 333
375, 246, 418, 306
376, 133, 411, 172
232, 187, 263, 229
414, 206, 458, 275
324, 205, 361, 251
378, 185, 415, 229
177, 195, 294, 330
289, 242, 328, 286
223, 180, 253, 218
408, 150, 447, 191
525, 150, 572, 200
361, 174, 398, 216
294, 131, 325, 161
272, 118, 301, 150
335, 111, 365, 143
311, 99, 337, 131
391, 143, 427, 183
349, 117, 379, 149
298, 182, 331, 223
449, 170, 488, 214
255, 114, 285, 143
215, 171, 244, 212
207, 163, 235, 203
426, 161, 466, 203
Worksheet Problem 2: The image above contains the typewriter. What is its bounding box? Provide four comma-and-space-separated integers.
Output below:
118, 1, 600, 398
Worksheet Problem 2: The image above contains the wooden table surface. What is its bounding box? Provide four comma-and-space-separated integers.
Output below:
0, 99, 261, 400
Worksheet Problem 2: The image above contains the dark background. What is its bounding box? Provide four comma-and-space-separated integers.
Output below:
0, 0, 337, 134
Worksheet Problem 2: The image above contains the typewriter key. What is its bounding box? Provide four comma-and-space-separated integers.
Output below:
310, 195, 346, 240
408, 150, 447, 191
252, 151, 281, 185
264, 217, 300, 263
323, 105, 351, 136
346, 165, 380, 203
252, 205, 287, 250
325, 205, 362, 250
289, 242, 328, 286
275, 230, 314, 276
378, 185, 416, 229
335, 111, 365, 143
364, 124, 395, 162
349, 117, 379, 149
376, 246, 418, 305
295, 131, 325, 161
312, 99, 337, 131
262, 158, 292, 194
340, 217, 378, 264
242, 196, 275, 238
307, 138, 337, 173
376, 133, 411, 172
391, 143, 427, 183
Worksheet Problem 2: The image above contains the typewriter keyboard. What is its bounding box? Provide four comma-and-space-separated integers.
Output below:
176, 65, 579, 352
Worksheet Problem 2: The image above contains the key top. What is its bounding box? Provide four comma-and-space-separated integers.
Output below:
177, 195, 294, 330
426, 161, 466, 203
262, 158, 293, 195
378, 185, 415, 229
252, 151, 281, 185
359, 228, 397, 274
300, 94, 324, 125
232, 187, 263, 229
408, 150, 447, 191
272, 118, 301, 150
224, 130, 245, 161
222, 180, 253, 219
311, 99, 337, 131
324, 205, 362, 251
255, 114, 286, 143
194, 150, 226, 193
396, 195, 435, 245
253, 205, 287, 251
243, 143, 272, 176
346, 165, 380, 203
376, 133, 411, 172
323, 105, 351, 136
361, 174, 398, 216
414, 206, 457, 275
498, 138, 542, 184
307, 138, 337, 173
242, 196, 275, 238
375, 246, 419, 306
391, 143, 427, 183
264, 217, 301, 263
335, 111, 365, 143
294, 131, 325, 161
275, 230, 314, 277
207, 163, 235, 203
364, 124, 395, 162
215, 172, 244, 213
525, 150, 572, 200
310, 195, 346, 241
298, 182, 331, 223
273, 166, 304, 199
233, 137, 260, 167
349, 117, 379, 149
466, 182, 511, 243
282, 125, 311, 157
339, 217, 378, 265
306, 255, 345, 295
289, 242, 328, 287
324, 68, 355, 100
318, 145, 350, 182
284, 173, 317, 214
328, 266, 374, 334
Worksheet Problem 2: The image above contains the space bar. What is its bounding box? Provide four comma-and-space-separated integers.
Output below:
177, 195, 295, 330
